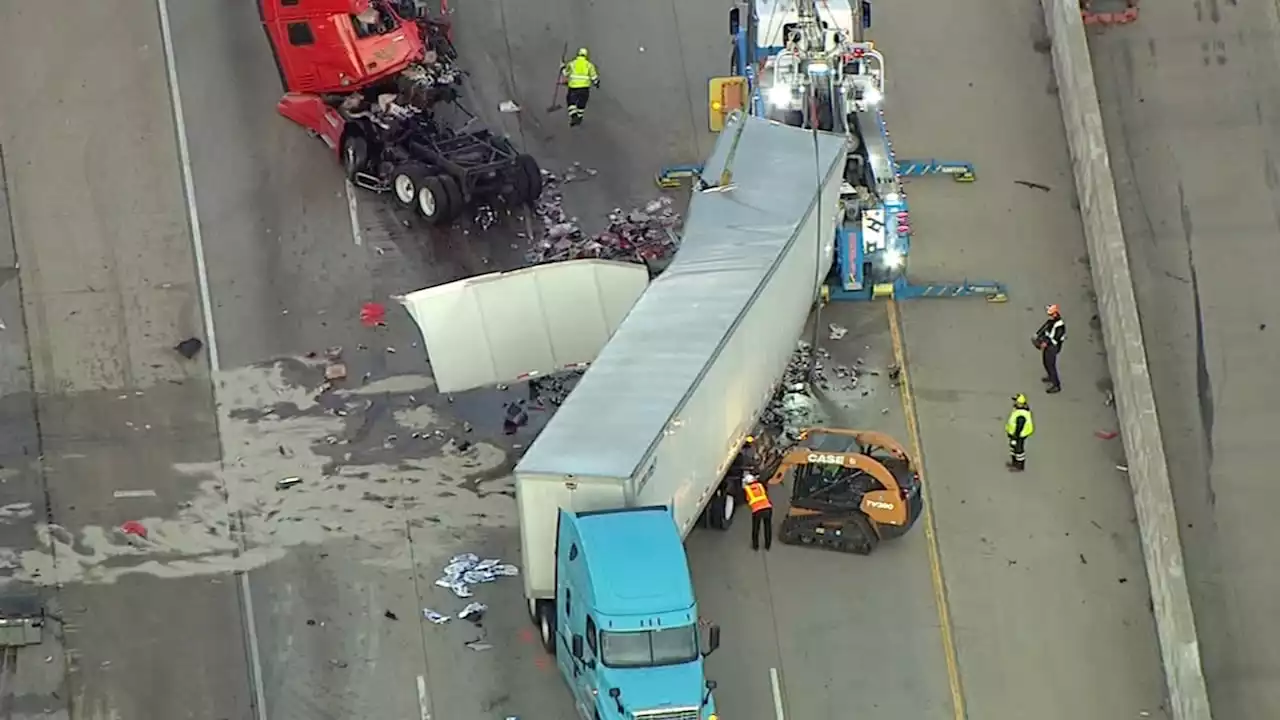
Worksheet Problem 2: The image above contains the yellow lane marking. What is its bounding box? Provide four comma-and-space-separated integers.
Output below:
887, 298, 968, 720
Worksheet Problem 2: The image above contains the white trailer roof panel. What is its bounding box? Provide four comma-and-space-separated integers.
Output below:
398, 259, 650, 393
516, 113, 847, 479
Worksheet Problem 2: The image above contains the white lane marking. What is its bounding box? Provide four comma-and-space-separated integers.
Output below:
154, 0, 267, 717
112, 489, 157, 498
416, 674, 431, 720
770, 667, 786, 720
345, 179, 363, 246
153, 0, 219, 374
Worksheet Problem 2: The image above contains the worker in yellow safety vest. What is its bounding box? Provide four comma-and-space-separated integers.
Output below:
1006, 394, 1035, 472
560, 48, 600, 127
743, 473, 774, 551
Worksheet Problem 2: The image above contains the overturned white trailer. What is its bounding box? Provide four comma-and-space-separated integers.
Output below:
513, 113, 847, 603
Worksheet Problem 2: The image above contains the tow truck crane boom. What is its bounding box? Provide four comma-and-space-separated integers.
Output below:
662, 0, 1008, 302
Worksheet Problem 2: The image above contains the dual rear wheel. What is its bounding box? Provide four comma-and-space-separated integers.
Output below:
390, 164, 462, 225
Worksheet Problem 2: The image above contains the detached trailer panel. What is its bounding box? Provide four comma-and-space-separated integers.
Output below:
398, 259, 650, 393
516, 113, 847, 599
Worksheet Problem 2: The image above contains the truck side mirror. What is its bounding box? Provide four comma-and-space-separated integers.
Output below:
704, 624, 721, 656
571, 634, 584, 660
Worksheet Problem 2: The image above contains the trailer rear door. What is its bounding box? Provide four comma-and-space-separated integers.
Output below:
398, 259, 649, 393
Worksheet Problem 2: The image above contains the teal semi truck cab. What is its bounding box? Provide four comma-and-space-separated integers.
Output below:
555, 506, 721, 720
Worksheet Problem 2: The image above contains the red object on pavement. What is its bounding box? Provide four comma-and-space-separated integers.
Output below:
360, 302, 387, 327
120, 521, 148, 538
1095, 430, 1119, 440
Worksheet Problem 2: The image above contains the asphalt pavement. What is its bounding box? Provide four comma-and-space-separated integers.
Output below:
0, 0, 1188, 717
874, 0, 1171, 717
1089, 4, 1280, 716
688, 305, 954, 720
0, 0, 251, 717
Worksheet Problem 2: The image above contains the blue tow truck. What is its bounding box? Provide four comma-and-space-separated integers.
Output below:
661, 0, 1009, 304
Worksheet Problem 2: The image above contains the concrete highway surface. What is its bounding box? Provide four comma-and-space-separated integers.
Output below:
876, 0, 1171, 717
1090, 3, 1280, 716
0, 0, 1182, 719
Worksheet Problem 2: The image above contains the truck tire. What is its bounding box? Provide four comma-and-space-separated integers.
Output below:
416, 176, 453, 224
439, 174, 465, 221
391, 164, 425, 209
706, 487, 736, 530
535, 600, 557, 656
341, 136, 369, 179
512, 154, 543, 206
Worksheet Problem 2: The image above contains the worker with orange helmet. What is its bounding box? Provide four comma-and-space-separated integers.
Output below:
1006, 394, 1035, 471
743, 472, 774, 551
1032, 303, 1067, 393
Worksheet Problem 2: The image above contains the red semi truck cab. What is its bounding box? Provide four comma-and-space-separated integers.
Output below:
257, 0, 426, 94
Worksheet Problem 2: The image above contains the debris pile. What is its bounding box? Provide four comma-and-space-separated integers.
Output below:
761, 343, 823, 438
526, 169, 681, 266
528, 371, 585, 408
435, 552, 519, 599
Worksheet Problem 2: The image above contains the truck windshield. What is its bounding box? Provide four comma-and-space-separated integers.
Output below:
600, 626, 698, 668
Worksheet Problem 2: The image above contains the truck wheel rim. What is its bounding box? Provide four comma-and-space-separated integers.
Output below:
417, 187, 437, 216
394, 176, 415, 203
722, 494, 735, 523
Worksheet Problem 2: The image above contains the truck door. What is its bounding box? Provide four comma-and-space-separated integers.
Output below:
555, 519, 595, 718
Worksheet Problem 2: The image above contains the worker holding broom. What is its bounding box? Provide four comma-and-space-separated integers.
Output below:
560, 48, 600, 127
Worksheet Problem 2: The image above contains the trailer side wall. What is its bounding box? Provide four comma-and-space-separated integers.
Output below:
635, 161, 843, 539
519, 474, 628, 599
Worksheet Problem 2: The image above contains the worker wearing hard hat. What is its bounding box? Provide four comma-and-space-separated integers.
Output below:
1032, 304, 1067, 394
1006, 394, 1035, 472
560, 48, 600, 127
743, 472, 774, 551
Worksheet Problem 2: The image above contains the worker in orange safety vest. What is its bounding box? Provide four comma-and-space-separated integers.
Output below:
743, 473, 773, 551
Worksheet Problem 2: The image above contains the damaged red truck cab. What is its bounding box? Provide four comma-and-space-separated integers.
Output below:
257, 0, 425, 95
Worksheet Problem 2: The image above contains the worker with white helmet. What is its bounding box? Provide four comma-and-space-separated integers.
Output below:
742, 471, 774, 551
560, 47, 600, 127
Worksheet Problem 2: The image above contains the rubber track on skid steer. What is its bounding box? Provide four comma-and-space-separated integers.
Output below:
778, 512, 879, 555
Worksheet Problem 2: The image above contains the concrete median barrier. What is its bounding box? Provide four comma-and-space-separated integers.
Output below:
1038, 1, 1213, 718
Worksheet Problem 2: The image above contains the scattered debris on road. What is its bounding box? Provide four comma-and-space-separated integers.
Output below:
527, 172, 681, 266
436, 553, 519, 599
384, 610, 399, 621
828, 323, 848, 340
458, 602, 487, 622
276, 477, 302, 490
1014, 179, 1051, 192
1095, 430, 1118, 440
119, 521, 148, 539
423, 608, 450, 624
499, 100, 521, 113
174, 337, 204, 360
360, 302, 387, 327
